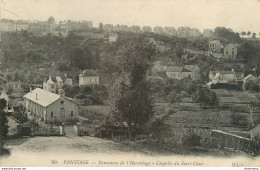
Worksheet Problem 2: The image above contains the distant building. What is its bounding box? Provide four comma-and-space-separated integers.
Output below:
56, 76, 64, 91
153, 26, 164, 34
103, 24, 114, 32
190, 28, 200, 37
184, 65, 200, 80
119, 25, 130, 32
6, 81, 22, 92
79, 69, 99, 86
166, 66, 197, 80
243, 74, 257, 90
224, 43, 237, 59
64, 78, 73, 86
177, 27, 191, 37
209, 40, 223, 53
164, 27, 177, 36
24, 88, 78, 124
203, 29, 214, 38
208, 70, 237, 84
109, 33, 118, 42
142, 26, 152, 33
130, 26, 141, 33
43, 75, 57, 93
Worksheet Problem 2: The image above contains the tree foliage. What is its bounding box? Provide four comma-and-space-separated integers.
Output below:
109, 38, 156, 127
214, 27, 241, 43
0, 99, 8, 155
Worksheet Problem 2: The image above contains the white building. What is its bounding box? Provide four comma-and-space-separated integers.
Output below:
79, 69, 99, 86
24, 88, 78, 124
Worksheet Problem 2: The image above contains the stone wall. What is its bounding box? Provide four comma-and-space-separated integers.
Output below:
211, 130, 258, 155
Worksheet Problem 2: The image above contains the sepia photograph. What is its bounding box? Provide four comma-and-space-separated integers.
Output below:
0, 0, 260, 167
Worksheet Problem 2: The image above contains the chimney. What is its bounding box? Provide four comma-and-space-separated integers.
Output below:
36, 93, 38, 100
29, 86, 32, 92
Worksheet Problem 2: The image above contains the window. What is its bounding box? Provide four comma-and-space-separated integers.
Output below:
61, 101, 64, 104
71, 111, 73, 117
95, 78, 97, 83
90, 78, 91, 82
51, 112, 53, 118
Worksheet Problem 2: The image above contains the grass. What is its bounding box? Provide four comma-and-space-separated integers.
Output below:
79, 105, 111, 116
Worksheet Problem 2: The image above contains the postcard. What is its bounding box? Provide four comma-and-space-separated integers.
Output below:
0, 0, 260, 167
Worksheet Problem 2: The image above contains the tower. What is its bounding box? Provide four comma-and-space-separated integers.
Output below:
43, 75, 57, 93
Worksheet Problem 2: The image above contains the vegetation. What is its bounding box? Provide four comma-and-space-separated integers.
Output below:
109, 36, 156, 140
0, 99, 9, 155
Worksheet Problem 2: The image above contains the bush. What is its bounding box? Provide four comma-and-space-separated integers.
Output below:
182, 133, 201, 147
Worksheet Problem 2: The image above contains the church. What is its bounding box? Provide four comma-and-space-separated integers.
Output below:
24, 76, 78, 124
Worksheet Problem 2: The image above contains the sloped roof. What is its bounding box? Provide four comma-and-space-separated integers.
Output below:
166, 66, 183, 72
216, 71, 236, 74
24, 88, 60, 107
56, 76, 63, 82
184, 65, 200, 72
80, 69, 98, 77
166, 66, 192, 73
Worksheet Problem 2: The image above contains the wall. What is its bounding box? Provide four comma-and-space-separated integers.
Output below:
25, 98, 47, 121
46, 97, 78, 124
79, 76, 99, 86
211, 130, 258, 154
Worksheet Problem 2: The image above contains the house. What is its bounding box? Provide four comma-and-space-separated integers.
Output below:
79, 69, 99, 86
190, 28, 200, 37
130, 26, 141, 33
164, 27, 177, 36
119, 25, 130, 32
209, 40, 223, 53
153, 26, 164, 34
142, 26, 152, 33
203, 29, 214, 38
103, 24, 114, 32
43, 75, 57, 93
243, 74, 257, 90
224, 43, 237, 59
43, 75, 67, 93
177, 27, 191, 37
64, 78, 73, 86
208, 70, 237, 84
24, 88, 78, 124
56, 76, 64, 91
184, 65, 200, 80
147, 70, 164, 81
109, 33, 118, 42
166, 66, 193, 80
6, 81, 22, 92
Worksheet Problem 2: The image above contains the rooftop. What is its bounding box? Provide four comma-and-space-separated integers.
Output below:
24, 88, 60, 107
80, 69, 98, 77
166, 66, 192, 72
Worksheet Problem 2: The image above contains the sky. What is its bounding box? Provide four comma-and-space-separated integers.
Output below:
1, 0, 260, 33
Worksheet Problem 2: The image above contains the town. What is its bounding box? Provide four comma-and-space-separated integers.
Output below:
0, 16, 260, 158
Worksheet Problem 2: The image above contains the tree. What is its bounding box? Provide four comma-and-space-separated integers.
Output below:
214, 27, 241, 42
6, 74, 12, 81
47, 16, 55, 24
174, 44, 184, 59
0, 98, 9, 155
241, 31, 246, 38
109, 38, 155, 140
238, 41, 260, 69
245, 80, 260, 92
13, 72, 20, 81
99, 22, 103, 30
247, 31, 251, 38
252, 33, 256, 39
170, 90, 181, 109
